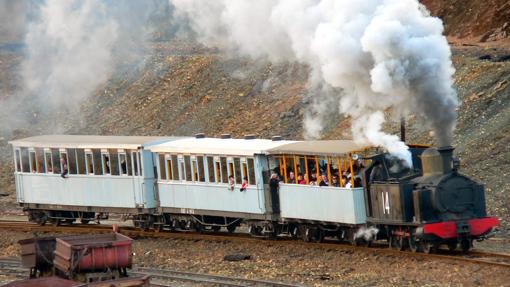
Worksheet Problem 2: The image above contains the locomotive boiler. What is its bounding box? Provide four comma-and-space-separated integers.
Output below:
364, 146, 499, 253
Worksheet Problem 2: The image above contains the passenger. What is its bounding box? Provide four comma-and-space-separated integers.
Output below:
269, 173, 280, 212
319, 174, 328, 187
289, 171, 296, 183
309, 173, 318, 186
331, 176, 340, 187
228, 175, 235, 191
240, 176, 248, 192
60, 155, 68, 179
298, 173, 307, 185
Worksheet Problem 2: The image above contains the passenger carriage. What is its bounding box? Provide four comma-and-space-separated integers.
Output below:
9, 135, 175, 225
143, 134, 372, 238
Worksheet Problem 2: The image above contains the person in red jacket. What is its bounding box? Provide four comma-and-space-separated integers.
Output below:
240, 176, 248, 192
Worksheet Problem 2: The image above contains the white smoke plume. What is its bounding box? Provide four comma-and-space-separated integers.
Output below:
354, 226, 379, 242
0, 0, 172, 134
171, 0, 459, 164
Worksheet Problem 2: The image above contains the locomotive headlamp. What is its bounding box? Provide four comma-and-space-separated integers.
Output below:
352, 154, 359, 160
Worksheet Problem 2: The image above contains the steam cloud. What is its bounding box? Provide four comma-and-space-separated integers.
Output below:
0, 0, 171, 134
171, 0, 459, 164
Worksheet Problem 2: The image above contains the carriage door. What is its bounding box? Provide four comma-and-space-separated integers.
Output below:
131, 151, 143, 207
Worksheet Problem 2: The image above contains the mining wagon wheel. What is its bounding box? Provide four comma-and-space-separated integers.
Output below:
80, 219, 90, 224
211, 225, 221, 232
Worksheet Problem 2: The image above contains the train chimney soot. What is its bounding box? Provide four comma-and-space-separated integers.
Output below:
271, 136, 283, 141
244, 134, 256, 140
195, 133, 205, 139
221, 134, 231, 139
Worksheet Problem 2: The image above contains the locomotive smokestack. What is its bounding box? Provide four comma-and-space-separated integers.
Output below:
400, 117, 406, 142
437, 146, 454, 174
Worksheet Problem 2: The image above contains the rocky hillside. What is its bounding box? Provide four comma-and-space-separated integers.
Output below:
0, 4, 509, 231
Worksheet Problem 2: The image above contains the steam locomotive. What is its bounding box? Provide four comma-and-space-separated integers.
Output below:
363, 146, 498, 253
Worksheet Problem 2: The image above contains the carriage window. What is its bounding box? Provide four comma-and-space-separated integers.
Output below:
184, 155, 192, 181
35, 149, 44, 173
107, 150, 118, 176
207, 156, 215, 183
45, 151, 53, 173
60, 152, 68, 175
220, 157, 228, 183
15, 149, 21, 172
197, 156, 205, 182
119, 153, 128, 176
159, 154, 167, 180
101, 153, 110, 175
93, 149, 102, 175
165, 157, 172, 180
67, 148, 77, 175
76, 149, 86, 175
131, 151, 138, 176
215, 160, 222, 183
125, 151, 132, 176
85, 152, 94, 174
51, 149, 61, 174
192, 158, 198, 182
228, 162, 234, 178
29, 150, 37, 173
171, 155, 178, 180
234, 158, 242, 184
247, 158, 256, 185
20, 148, 30, 173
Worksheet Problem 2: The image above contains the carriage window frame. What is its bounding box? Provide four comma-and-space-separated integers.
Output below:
14, 148, 21, 172
206, 156, 215, 183
101, 150, 111, 175
29, 149, 37, 173
85, 150, 94, 175
247, 158, 256, 185
158, 153, 167, 180
44, 149, 53, 174
20, 147, 30, 173
164, 154, 173, 180
131, 151, 139, 176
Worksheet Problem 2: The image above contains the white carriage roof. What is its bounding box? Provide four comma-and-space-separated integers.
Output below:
267, 140, 368, 156
145, 137, 367, 156
144, 137, 296, 156
9, 135, 179, 150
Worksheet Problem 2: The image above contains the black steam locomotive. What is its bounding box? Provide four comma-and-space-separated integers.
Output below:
363, 146, 499, 253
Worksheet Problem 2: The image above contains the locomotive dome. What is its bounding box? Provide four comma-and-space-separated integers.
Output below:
420, 147, 444, 176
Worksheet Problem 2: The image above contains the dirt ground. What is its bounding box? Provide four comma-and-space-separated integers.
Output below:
0, 229, 509, 287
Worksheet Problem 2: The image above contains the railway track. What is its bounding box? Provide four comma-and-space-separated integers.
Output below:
0, 258, 302, 287
1, 220, 509, 270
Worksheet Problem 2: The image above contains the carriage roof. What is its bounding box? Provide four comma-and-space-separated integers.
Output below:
144, 137, 367, 157
9, 135, 177, 150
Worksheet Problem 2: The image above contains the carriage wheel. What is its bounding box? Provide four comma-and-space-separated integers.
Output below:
227, 225, 237, 233
311, 228, 325, 243
408, 235, 419, 253
290, 225, 299, 239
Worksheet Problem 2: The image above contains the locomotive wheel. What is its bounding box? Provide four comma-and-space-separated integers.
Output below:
460, 239, 471, 253
447, 241, 457, 251
421, 242, 437, 254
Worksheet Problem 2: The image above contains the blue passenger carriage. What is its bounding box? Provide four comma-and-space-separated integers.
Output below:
9, 135, 171, 225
